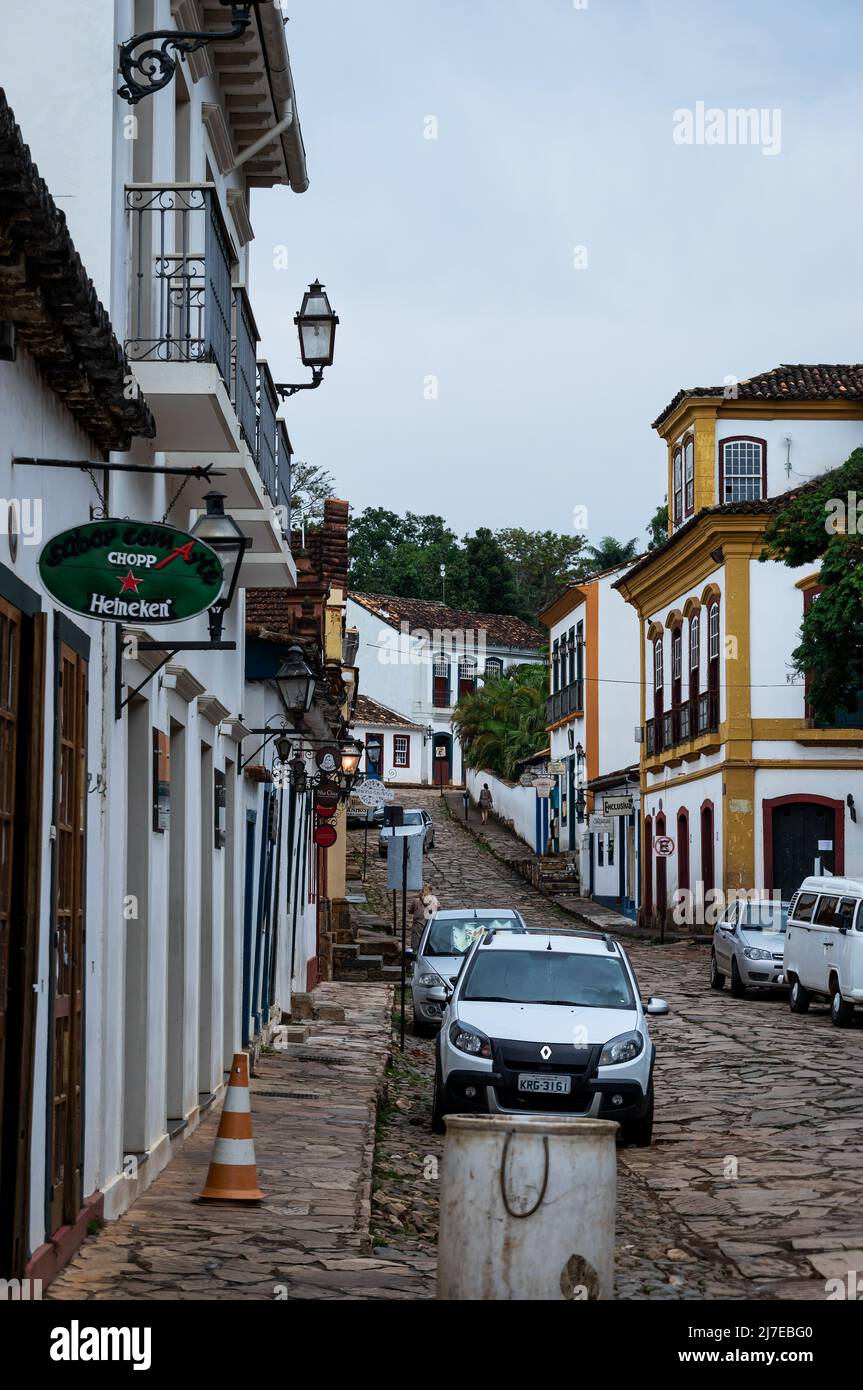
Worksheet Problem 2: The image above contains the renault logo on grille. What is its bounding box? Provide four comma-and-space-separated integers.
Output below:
540, 1045, 552, 1060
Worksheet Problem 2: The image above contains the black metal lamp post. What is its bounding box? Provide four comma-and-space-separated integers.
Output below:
276, 281, 339, 399
191, 491, 249, 643
575, 741, 587, 823
118, 2, 262, 105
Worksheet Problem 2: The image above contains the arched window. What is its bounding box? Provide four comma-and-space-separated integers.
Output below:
655, 812, 667, 922
677, 808, 690, 892
643, 814, 653, 917
701, 801, 715, 896
673, 448, 683, 524
551, 639, 559, 693
484, 657, 503, 681
671, 627, 683, 743
708, 602, 720, 660
684, 437, 695, 514
653, 637, 664, 746
689, 611, 700, 710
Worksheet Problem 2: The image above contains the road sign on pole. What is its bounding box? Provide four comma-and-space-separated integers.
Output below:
654, 836, 675, 857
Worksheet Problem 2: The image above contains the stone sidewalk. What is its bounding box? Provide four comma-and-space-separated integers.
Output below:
47, 982, 430, 1301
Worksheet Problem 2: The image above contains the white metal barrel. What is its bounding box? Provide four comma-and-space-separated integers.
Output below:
437, 1114, 617, 1300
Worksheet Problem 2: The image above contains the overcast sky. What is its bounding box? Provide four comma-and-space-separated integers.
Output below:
249, 0, 863, 546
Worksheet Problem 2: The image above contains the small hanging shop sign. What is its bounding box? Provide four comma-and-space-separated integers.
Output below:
38, 520, 223, 624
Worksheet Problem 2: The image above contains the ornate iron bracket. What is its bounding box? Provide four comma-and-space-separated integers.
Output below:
275, 367, 324, 400
118, 2, 261, 106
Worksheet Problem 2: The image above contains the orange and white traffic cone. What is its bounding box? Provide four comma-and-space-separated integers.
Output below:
197, 1053, 265, 1203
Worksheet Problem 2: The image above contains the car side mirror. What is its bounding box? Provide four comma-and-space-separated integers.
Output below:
838, 925, 849, 935
645, 996, 670, 1016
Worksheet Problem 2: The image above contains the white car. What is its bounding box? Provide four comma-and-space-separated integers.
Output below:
408, 907, 528, 1036
432, 927, 668, 1145
784, 875, 863, 1025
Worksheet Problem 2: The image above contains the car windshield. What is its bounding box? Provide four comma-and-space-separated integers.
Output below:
403, 811, 423, 825
739, 902, 788, 932
425, 916, 515, 956
462, 949, 635, 1009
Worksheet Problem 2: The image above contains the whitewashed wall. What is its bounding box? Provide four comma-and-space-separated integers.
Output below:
466, 769, 540, 851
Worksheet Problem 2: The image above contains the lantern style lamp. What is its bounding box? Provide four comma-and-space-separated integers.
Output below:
276, 281, 339, 398
276, 645, 316, 718
191, 490, 249, 642
339, 737, 363, 778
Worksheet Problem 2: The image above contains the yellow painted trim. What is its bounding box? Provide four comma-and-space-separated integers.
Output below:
682, 596, 702, 618
616, 513, 766, 617
794, 572, 822, 591
751, 718, 863, 744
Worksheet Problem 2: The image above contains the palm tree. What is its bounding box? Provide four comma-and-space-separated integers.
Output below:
453, 664, 548, 781
583, 535, 639, 574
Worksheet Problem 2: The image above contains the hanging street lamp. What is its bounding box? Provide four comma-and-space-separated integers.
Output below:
275, 644, 317, 719
190, 490, 250, 643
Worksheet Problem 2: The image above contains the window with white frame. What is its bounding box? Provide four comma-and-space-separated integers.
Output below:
672, 629, 682, 681
393, 734, 409, 768
690, 613, 700, 669
654, 636, 664, 691
708, 602, 720, 659
684, 437, 695, 512
673, 449, 683, 524
721, 438, 765, 503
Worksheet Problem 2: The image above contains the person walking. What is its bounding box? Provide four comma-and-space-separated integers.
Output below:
479, 782, 493, 825
410, 881, 440, 951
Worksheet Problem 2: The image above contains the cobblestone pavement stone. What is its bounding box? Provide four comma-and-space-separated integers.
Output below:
46, 790, 863, 1301
46, 983, 440, 1301
363, 789, 863, 1300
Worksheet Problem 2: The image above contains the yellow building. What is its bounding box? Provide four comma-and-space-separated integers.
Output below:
615, 365, 863, 922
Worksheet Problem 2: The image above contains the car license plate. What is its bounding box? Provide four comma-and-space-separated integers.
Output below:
517, 1073, 571, 1095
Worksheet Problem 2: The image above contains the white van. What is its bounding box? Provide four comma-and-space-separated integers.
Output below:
784, 876, 863, 1025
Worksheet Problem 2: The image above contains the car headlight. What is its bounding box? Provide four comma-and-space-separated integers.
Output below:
449, 1021, 492, 1059
418, 973, 440, 987
743, 946, 773, 961
598, 1031, 644, 1066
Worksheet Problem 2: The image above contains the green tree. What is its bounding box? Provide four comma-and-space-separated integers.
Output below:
452, 663, 548, 781
290, 461, 338, 525
583, 535, 640, 574
761, 449, 863, 723
495, 528, 591, 618
348, 508, 468, 599
461, 527, 519, 614
646, 500, 669, 551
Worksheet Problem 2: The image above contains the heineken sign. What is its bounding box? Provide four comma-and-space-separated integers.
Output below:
38, 520, 223, 624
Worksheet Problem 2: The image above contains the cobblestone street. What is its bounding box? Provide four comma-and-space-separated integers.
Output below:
365, 791, 863, 1300
42, 790, 863, 1301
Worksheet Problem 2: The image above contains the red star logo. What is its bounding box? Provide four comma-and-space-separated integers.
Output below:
118, 570, 142, 593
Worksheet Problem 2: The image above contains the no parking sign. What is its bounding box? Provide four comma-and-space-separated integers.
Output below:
654, 835, 675, 857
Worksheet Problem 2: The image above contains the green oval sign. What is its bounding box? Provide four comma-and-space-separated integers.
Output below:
38, 519, 224, 624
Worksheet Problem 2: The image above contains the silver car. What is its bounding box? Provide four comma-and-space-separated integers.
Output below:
378, 808, 434, 857
710, 898, 789, 996
407, 908, 528, 1036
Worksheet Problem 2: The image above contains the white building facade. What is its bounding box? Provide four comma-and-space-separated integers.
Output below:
0, 2, 322, 1289
348, 593, 544, 787
540, 565, 641, 917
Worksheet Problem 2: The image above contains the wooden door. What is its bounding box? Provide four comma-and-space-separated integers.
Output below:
50, 642, 87, 1233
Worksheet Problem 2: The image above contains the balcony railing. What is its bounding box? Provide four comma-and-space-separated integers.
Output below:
256, 362, 278, 504
645, 692, 719, 756
126, 184, 233, 390
546, 680, 583, 725
233, 286, 258, 454
276, 420, 292, 534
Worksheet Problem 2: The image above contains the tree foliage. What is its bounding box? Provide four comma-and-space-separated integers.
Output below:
582, 535, 640, 573
452, 663, 548, 781
761, 448, 863, 722
646, 500, 669, 551
290, 461, 338, 525
496, 528, 591, 617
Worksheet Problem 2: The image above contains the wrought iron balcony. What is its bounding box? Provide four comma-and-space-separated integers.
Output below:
276, 420, 292, 534
546, 680, 583, 725
126, 184, 233, 390
256, 361, 278, 504
233, 284, 258, 454
645, 692, 719, 756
